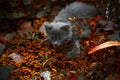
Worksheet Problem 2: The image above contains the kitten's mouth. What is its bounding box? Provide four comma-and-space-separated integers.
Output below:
52, 45, 60, 49
64, 39, 72, 43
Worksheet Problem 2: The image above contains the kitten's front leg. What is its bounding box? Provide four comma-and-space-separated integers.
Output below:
67, 40, 81, 58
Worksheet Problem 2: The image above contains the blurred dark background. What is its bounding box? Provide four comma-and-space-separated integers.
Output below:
0, 0, 119, 32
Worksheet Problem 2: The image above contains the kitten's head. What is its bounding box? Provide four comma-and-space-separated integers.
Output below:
44, 22, 72, 46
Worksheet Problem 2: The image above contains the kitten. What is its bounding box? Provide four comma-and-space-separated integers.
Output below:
40, 2, 97, 58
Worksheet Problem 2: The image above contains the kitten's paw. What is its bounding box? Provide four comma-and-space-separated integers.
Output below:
67, 50, 80, 58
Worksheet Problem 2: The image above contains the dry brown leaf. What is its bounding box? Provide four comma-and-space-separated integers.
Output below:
88, 41, 120, 54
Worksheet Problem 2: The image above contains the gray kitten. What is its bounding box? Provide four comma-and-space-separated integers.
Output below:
40, 2, 97, 58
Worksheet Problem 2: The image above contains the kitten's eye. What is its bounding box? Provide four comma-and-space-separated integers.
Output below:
51, 36, 55, 40
58, 36, 61, 40
51, 36, 54, 39
61, 25, 69, 31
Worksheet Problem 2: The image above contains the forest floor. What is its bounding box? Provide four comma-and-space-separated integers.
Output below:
0, 16, 120, 80
0, 1, 120, 80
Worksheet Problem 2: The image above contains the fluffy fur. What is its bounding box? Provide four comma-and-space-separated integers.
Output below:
40, 2, 98, 58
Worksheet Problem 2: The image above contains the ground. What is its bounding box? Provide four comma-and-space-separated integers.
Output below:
0, 0, 120, 80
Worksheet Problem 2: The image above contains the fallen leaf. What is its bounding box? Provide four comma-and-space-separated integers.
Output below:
88, 41, 120, 54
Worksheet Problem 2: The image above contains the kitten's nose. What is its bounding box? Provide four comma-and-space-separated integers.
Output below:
52, 41, 60, 46
54, 41, 58, 45
52, 41, 59, 49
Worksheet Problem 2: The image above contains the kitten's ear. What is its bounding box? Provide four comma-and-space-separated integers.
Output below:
44, 22, 52, 30
61, 25, 70, 31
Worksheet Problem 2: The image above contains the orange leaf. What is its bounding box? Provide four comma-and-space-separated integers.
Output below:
27, 49, 34, 53
88, 41, 120, 54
